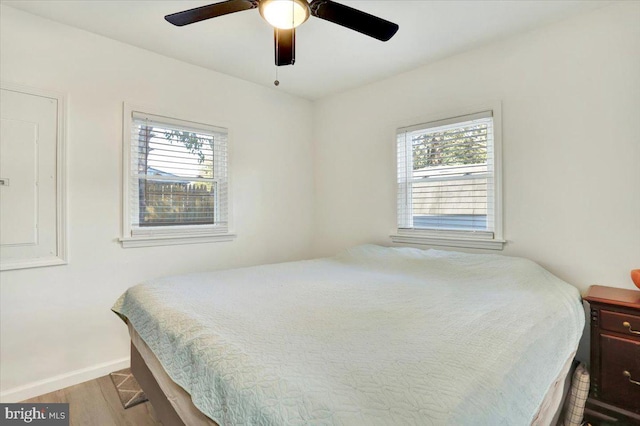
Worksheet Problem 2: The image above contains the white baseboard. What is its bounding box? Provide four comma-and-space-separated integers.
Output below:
0, 357, 130, 403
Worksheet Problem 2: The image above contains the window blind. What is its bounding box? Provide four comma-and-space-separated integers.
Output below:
397, 111, 494, 235
129, 111, 228, 234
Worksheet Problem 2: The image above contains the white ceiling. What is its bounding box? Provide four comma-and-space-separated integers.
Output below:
2, 0, 612, 100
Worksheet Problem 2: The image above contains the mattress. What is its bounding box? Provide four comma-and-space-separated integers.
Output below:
113, 245, 585, 425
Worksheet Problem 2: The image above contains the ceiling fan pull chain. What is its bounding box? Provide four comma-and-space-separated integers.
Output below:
274, 67, 280, 87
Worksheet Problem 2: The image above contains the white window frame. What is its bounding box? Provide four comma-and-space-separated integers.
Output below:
391, 102, 505, 250
120, 103, 234, 248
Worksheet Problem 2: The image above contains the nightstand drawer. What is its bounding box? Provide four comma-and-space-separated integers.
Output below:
601, 335, 640, 412
601, 310, 640, 337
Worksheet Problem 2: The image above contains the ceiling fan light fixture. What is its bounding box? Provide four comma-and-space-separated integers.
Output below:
259, 0, 310, 30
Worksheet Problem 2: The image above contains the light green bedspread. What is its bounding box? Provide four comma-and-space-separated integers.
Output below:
112, 245, 584, 425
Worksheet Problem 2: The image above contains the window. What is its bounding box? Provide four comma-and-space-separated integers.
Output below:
392, 107, 504, 250
121, 105, 233, 247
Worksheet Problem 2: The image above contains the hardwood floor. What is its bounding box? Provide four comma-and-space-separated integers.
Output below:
23, 375, 161, 426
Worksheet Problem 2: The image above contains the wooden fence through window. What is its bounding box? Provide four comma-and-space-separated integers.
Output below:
139, 181, 215, 226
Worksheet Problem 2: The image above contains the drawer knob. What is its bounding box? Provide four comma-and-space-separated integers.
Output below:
622, 321, 640, 335
623, 370, 640, 386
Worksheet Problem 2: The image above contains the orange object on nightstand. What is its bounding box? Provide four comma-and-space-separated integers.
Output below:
632, 269, 640, 290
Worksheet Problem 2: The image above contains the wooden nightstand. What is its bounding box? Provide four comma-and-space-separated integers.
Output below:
583, 285, 640, 425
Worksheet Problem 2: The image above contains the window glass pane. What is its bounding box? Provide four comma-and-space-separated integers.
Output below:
411, 123, 488, 169
139, 181, 216, 227
411, 177, 488, 230
134, 124, 215, 180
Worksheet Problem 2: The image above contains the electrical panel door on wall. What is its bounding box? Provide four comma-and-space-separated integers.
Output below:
0, 84, 67, 270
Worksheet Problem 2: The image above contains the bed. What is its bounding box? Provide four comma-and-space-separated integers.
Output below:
112, 245, 585, 425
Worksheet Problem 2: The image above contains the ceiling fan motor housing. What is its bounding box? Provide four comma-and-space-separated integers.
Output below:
259, 0, 310, 30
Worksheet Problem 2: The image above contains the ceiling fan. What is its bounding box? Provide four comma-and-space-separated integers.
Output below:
165, 0, 399, 67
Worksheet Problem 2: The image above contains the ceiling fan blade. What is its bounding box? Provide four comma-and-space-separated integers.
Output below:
275, 28, 295, 66
165, 0, 258, 27
309, 0, 398, 42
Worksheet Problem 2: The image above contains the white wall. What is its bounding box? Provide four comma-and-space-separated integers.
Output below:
0, 5, 314, 401
313, 2, 640, 291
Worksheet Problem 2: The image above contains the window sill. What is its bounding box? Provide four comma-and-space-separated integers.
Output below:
390, 233, 506, 250
119, 233, 236, 248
